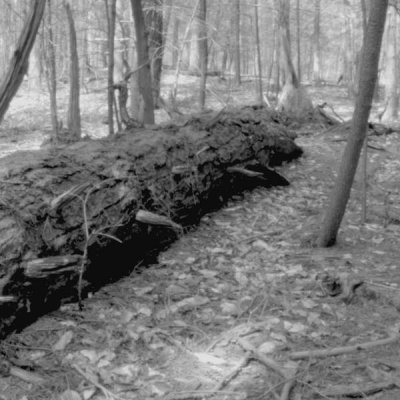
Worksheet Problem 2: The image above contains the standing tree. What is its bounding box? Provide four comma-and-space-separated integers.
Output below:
254, 0, 263, 103
198, 0, 207, 109
311, 0, 321, 84
342, 0, 356, 96
145, 0, 164, 106
381, 5, 398, 122
317, 0, 388, 247
296, 0, 301, 80
276, 0, 313, 118
130, 0, 155, 124
0, 0, 46, 123
104, 0, 117, 135
233, 0, 241, 85
43, 0, 58, 141
64, 1, 81, 140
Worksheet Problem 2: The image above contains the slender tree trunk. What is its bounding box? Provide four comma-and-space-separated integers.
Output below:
198, 0, 207, 109
64, 1, 81, 140
343, 0, 356, 97
44, 0, 58, 141
317, 0, 388, 247
170, 0, 200, 103
0, 0, 46, 124
145, 0, 164, 105
381, 6, 398, 122
105, 0, 117, 135
276, 0, 313, 118
312, 0, 321, 84
171, 15, 180, 68
254, 0, 263, 103
360, 0, 368, 224
296, 0, 301, 81
233, 0, 241, 85
130, 0, 155, 124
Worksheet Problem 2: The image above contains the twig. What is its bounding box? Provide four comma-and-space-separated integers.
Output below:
321, 380, 399, 398
210, 354, 251, 394
72, 364, 125, 400
237, 339, 297, 400
9, 365, 46, 384
237, 339, 287, 378
289, 332, 400, 360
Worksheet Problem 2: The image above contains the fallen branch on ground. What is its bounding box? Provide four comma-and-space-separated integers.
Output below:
289, 332, 400, 360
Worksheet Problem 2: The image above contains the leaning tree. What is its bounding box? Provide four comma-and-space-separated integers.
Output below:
317, 0, 389, 247
0, 0, 46, 123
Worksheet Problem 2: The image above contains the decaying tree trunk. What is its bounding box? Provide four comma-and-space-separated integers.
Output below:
0, 107, 302, 337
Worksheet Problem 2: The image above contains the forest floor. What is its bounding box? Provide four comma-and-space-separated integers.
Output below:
1, 77, 400, 400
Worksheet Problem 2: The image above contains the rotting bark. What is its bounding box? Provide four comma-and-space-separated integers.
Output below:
0, 106, 302, 338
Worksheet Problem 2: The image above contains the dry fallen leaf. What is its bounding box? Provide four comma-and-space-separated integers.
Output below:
53, 331, 74, 351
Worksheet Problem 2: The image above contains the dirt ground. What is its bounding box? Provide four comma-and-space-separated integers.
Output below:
1, 76, 400, 399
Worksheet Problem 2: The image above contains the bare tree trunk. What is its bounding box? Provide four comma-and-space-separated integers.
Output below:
312, 0, 321, 84
64, 1, 81, 140
360, 0, 368, 224
381, 6, 398, 122
233, 0, 241, 85
276, 0, 313, 118
145, 0, 164, 106
254, 0, 263, 103
44, 0, 58, 141
104, 0, 117, 135
171, 14, 180, 68
0, 0, 46, 124
130, 0, 155, 124
198, 0, 207, 109
317, 0, 388, 247
170, 0, 199, 103
296, 0, 301, 81
342, 0, 356, 97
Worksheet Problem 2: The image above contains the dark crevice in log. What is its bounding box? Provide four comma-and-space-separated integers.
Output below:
0, 106, 302, 338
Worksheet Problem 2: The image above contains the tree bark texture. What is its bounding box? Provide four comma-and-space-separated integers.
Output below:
130, 0, 155, 124
254, 0, 263, 103
105, 0, 117, 135
0, 0, 46, 124
197, 0, 207, 109
312, 0, 321, 83
144, 0, 164, 105
0, 107, 302, 337
65, 2, 82, 140
233, 0, 241, 85
381, 6, 398, 122
276, 0, 313, 118
317, 0, 388, 247
44, 0, 59, 141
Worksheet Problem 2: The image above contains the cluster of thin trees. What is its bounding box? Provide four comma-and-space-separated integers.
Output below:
1, 1, 398, 138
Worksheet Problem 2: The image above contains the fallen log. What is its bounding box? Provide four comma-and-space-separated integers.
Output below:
0, 106, 302, 337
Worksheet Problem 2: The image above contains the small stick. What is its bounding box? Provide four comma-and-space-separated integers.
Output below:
321, 381, 398, 397
237, 339, 287, 378
72, 364, 125, 400
237, 339, 297, 400
290, 332, 400, 360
